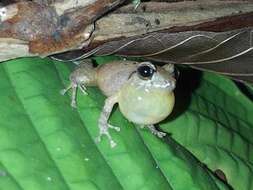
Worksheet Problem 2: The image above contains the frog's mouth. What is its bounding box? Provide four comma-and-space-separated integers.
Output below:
150, 80, 176, 91
132, 78, 176, 92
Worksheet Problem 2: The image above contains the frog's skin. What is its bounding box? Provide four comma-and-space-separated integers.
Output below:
61, 60, 176, 147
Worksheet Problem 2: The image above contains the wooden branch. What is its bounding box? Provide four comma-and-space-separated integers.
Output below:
52, 0, 98, 15
0, 0, 125, 61
0, 0, 252, 62
94, 1, 253, 40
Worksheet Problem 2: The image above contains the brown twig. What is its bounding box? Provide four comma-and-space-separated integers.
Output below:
0, 0, 252, 61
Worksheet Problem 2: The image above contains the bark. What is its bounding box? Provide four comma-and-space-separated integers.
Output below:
0, 0, 125, 61
0, 0, 252, 62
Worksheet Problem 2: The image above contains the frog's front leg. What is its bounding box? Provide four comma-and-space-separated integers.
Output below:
96, 94, 121, 148
61, 61, 94, 108
61, 82, 87, 108
146, 125, 166, 138
60, 82, 78, 108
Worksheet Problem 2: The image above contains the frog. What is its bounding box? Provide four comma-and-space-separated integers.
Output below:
61, 60, 176, 147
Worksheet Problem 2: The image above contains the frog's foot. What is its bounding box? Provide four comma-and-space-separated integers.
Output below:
147, 125, 166, 138
70, 99, 77, 108
60, 83, 78, 108
96, 123, 120, 148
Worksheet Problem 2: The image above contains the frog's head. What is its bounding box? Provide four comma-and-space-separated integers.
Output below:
130, 62, 176, 91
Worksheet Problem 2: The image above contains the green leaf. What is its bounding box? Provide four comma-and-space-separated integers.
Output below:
161, 69, 253, 190
0, 57, 251, 190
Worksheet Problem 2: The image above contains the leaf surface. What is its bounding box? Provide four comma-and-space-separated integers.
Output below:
0, 57, 251, 190
161, 69, 253, 190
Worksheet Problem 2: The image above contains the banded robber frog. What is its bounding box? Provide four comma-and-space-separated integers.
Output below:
62, 60, 176, 147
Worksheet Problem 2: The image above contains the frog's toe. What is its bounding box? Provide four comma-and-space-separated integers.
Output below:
79, 85, 88, 95
96, 124, 119, 148
151, 130, 166, 138
109, 140, 117, 148
147, 125, 166, 138
108, 124, 121, 132
60, 84, 73, 96
156, 131, 166, 138
71, 100, 77, 108
96, 135, 117, 148
60, 89, 67, 95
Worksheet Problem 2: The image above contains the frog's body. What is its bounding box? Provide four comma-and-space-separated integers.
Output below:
96, 61, 137, 96
62, 60, 176, 147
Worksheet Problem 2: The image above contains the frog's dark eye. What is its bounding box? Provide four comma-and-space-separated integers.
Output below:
137, 64, 156, 80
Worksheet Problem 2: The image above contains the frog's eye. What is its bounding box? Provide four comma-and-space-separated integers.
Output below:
137, 64, 156, 80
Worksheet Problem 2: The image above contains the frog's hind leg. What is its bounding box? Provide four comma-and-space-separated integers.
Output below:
146, 125, 166, 138
96, 95, 120, 148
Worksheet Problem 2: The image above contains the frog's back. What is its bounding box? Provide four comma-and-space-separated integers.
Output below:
96, 60, 137, 97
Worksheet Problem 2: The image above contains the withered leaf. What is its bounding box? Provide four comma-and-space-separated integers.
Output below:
55, 28, 253, 83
